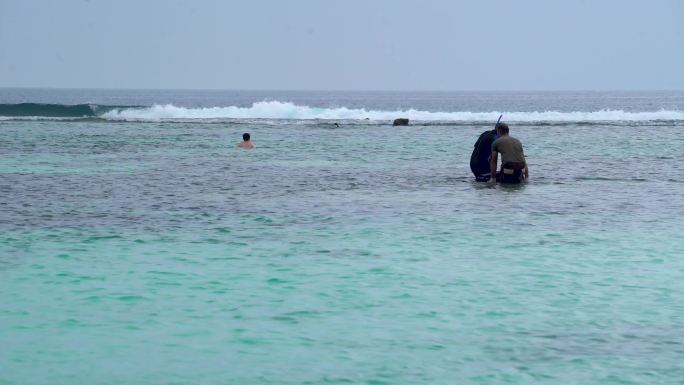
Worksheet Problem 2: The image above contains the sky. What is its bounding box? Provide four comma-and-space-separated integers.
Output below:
0, 0, 682, 90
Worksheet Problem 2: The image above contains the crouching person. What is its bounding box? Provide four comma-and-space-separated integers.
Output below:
490, 123, 528, 184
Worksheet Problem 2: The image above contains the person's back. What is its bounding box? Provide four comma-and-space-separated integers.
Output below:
491, 135, 525, 166
237, 133, 255, 149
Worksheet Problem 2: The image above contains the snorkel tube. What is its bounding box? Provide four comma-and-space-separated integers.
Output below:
493, 114, 503, 139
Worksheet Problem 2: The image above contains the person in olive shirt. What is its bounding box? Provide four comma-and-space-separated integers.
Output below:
489, 123, 529, 183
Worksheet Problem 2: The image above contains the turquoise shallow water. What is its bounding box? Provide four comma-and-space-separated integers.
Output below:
2, 91, 684, 385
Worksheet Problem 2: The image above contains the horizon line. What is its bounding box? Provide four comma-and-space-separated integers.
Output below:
1, 86, 683, 93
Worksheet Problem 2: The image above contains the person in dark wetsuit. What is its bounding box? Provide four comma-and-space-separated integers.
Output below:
490, 123, 528, 183
470, 128, 497, 181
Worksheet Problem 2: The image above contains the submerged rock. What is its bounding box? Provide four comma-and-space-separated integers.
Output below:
393, 118, 409, 126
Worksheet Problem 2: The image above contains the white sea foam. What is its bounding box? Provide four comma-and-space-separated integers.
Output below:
99, 101, 684, 122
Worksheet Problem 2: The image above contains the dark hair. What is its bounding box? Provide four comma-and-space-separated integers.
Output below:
496, 123, 509, 134
242, 133, 250, 141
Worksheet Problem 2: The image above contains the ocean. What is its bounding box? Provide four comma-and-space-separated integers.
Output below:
1, 89, 683, 385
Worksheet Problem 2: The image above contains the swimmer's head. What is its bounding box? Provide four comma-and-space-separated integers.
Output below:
243, 133, 250, 141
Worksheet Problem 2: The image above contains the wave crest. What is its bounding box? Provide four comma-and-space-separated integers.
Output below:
1, 101, 682, 123
101, 101, 684, 122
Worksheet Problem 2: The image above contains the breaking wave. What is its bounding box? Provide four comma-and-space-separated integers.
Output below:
1, 101, 683, 124
96, 102, 684, 123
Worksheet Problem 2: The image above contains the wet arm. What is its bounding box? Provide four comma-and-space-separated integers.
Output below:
490, 151, 498, 180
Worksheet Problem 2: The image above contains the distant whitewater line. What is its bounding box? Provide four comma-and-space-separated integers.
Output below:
1, 101, 683, 122
101, 102, 684, 122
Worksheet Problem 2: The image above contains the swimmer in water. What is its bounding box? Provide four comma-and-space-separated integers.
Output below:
237, 133, 255, 149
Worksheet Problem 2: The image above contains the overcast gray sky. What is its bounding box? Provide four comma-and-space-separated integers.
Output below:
0, 0, 682, 90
